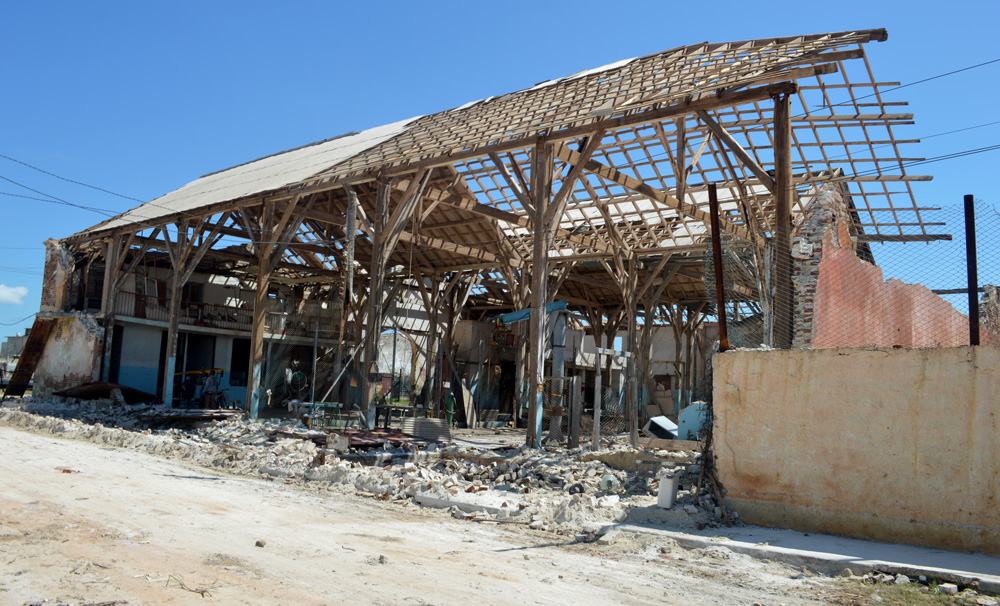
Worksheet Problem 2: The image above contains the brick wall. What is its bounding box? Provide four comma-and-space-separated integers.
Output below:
789, 183, 859, 348
40, 239, 74, 313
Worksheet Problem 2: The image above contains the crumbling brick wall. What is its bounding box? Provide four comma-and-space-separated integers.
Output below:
788, 184, 996, 348
33, 314, 104, 398
40, 239, 74, 313
790, 183, 862, 348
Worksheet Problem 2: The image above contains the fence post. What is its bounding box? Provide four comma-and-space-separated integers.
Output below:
965, 194, 980, 346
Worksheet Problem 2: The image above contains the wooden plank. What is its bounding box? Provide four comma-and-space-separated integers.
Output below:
2, 318, 55, 398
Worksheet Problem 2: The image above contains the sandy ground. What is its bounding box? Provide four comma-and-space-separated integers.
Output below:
0, 426, 843, 606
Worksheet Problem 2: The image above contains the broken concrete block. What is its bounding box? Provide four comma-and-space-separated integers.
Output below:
596, 495, 619, 508
936, 583, 959, 595
596, 529, 621, 545
894, 574, 910, 585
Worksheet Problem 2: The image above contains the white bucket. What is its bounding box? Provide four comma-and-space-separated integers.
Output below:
657, 473, 680, 509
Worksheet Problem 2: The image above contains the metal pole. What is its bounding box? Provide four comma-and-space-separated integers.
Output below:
476, 340, 485, 429
592, 348, 602, 450
311, 319, 318, 402
965, 194, 980, 346
708, 183, 730, 352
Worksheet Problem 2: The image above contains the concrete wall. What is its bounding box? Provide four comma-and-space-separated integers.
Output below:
34, 315, 104, 397
714, 346, 1000, 555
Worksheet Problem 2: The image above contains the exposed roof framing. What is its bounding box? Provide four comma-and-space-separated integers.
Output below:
64, 28, 935, 315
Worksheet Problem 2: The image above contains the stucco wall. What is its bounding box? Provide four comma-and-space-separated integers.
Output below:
34, 315, 104, 398
714, 346, 1000, 555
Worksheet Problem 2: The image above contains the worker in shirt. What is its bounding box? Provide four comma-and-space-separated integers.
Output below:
201, 370, 220, 408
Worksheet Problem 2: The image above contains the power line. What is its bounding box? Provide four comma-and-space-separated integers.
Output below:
0, 312, 36, 327
0, 153, 144, 202
809, 57, 1000, 113
0, 177, 119, 216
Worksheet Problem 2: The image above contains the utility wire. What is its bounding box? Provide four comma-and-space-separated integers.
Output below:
0, 312, 37, 327
0, 153, 144, 202
812, 57, 1000, 112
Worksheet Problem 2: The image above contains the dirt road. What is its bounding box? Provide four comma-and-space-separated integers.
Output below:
0, 426, 839, 605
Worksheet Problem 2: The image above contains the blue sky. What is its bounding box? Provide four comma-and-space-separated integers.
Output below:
1, 0, 998, 333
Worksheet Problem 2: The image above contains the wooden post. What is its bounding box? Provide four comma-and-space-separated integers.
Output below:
333, 188, 358, 404
247, 262, 270, 417
527, 141, 553, 448
361, 178, 392, 428
772, 93, 793, 349
162, 223, 188, 407
99, 237, 121, 382
625, 270, 639, 448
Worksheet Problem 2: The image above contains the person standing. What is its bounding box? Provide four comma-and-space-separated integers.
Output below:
202, 370, 220, 408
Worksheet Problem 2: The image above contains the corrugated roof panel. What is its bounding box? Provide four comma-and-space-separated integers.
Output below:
84, 117, 418, 234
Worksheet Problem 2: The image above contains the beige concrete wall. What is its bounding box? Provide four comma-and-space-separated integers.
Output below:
714, 346, 1000, 555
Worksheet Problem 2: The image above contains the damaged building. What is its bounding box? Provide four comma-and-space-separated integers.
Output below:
19, 28, 951, 425
11, 27, 1000, 555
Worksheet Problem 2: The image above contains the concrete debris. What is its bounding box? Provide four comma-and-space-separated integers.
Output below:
0, 397, 724, 535
936, 583, 959, 595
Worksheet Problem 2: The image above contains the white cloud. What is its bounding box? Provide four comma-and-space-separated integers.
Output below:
0, 284, 29, 305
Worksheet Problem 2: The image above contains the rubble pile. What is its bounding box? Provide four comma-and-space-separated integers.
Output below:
0, 398, 727, 534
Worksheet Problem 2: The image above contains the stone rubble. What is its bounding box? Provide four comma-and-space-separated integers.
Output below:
1, 396, 724, 535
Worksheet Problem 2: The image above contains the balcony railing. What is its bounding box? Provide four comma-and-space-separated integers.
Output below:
113, 291, 253, 333
112, 291, 342, 340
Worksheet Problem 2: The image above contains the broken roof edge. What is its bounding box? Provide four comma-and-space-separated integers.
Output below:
73, 116, 422, 240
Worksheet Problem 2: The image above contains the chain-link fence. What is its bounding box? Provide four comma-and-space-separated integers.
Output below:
706, 194, 1000, 352
541, 377, 629, 442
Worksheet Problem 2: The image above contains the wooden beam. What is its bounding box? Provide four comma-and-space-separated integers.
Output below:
488, 153, 534, 215
696, 109, 776, 192
552, 145, 752, 242
379, 82, 799, 178
546, 132, 604, 232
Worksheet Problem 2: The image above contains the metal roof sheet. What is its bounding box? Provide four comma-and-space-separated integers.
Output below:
84, 117, 418, 234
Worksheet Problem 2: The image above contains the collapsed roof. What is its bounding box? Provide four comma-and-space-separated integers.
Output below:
64, 28, 934, 313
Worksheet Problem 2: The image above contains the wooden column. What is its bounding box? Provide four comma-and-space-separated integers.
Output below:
625, 262, 639, 448
360, 178, 392, 427
162, 214, 229, 406
243, 197, 312, 417
772, 92, 793, 349
162, 224, 188, 407
247, 262, 270, 417
101, 233, 151, 382
333, 188, 358, 405
99, 236, 122, 382
526, 141, 553, 447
